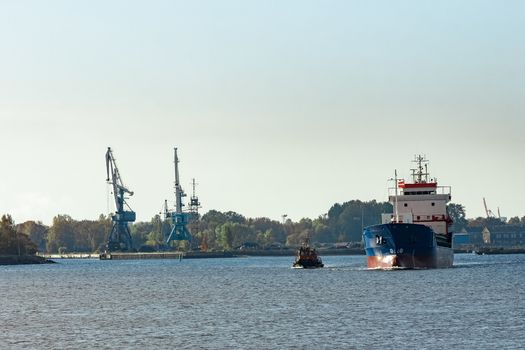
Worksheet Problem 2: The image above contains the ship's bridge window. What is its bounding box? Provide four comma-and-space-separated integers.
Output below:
405, 191, 434, 195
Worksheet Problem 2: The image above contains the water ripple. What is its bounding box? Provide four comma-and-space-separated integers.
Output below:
1, 254, 524, 349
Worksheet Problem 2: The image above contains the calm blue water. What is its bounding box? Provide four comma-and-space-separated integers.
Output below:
1, 254, 524, 349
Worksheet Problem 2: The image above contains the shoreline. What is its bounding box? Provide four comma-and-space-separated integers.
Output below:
0, 255, 54, 265
454, 247, 525, 255
44, 248, 366, 260
33, 247, 525, 262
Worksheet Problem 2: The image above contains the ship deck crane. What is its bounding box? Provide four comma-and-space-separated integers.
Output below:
164, 147, 192, 245
105, 147, 136, 251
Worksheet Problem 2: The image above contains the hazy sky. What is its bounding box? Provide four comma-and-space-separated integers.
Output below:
1, 0, 524, 225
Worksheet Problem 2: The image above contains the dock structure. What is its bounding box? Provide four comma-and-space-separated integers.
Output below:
99, 251, 236, 260
38, 253, 99, 259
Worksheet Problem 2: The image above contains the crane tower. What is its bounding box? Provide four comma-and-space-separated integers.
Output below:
105, 147, 136, 251
164, 147, 192, 245
189, 178, 201, 217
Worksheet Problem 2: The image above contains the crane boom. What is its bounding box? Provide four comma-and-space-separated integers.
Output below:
174, 147, 184, 214
106, 148, 133, 208
483, 197, 495, 218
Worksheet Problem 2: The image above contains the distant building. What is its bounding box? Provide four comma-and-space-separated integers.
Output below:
482, 225, 525, 247
468, 227, 487, 245
452, 227, 485, 249
454, 225, 525, 249
452, 232, 469, 247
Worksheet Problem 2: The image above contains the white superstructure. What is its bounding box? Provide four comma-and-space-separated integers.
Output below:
382, 155, 452, 237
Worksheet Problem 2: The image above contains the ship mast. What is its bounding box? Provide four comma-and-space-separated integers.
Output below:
411, 155, 429, 183
394, 169, 399, 223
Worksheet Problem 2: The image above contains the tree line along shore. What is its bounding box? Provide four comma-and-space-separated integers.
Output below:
3, 200, 525, 263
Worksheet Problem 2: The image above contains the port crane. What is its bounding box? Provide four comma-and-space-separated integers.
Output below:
105, 147, 136, 251
164, 148, 192, 245
483, 197, 505, 222
483, 197, 496, 218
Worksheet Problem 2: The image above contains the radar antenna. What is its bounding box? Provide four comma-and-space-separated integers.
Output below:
411, 155, 430, 183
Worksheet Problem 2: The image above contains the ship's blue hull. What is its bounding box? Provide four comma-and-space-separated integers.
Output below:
363, 223, 453, 269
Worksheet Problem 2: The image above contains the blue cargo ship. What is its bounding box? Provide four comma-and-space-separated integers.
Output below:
363, 156, 453, 269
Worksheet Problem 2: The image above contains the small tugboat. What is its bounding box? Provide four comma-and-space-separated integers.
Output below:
293, 239, 324, 268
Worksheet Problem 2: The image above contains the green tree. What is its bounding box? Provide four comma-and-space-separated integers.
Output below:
508, 216, 521, 225
468, 216, 504, 229
285, 218, 314, 245
73, 218, 108, 252
325, 200, 391, 242
312, 215, 332, 242
201, 210, 228, 232
216, 222, 254, 250
17, 220, 48, 252
0, 214, 36, 255
195, 228, 217, 251
46, 215, 75, 253
447, 203, 468, 232
217, 222, 234, 250
131, 220, 155, 249
97, 214, 113, 251
223, 211, 246, 224
249, 217, 287, 246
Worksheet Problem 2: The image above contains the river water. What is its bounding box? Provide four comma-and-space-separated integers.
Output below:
1, 254, 524, 349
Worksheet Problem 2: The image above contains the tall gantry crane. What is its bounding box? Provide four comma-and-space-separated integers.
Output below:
105, 147, 136, 251
164, 147, 192, 245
